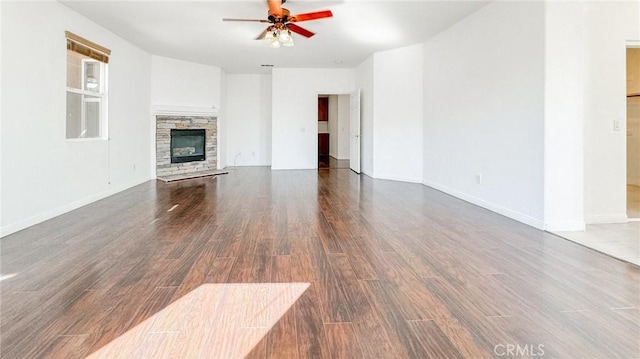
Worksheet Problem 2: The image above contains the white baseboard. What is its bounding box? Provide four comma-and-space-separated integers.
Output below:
585, 214, 628, 224
422, 180, 545, 230
0, 176, 152, 238
544, 221, 586, 232
226, 163, 272, 167
271, 167, 317, 170
373, 173, 423, 184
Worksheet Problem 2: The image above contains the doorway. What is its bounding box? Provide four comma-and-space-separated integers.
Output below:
317, 94, 350, 169
627, 47, 640, 220
551, 45, 640, 266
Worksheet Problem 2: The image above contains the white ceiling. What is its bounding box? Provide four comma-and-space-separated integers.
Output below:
61, 0, 490, 74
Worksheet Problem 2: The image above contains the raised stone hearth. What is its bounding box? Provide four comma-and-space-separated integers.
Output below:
156, 169, 229, 183
156, 115, 217, 178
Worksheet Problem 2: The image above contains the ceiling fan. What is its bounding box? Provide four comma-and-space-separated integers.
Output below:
223, 0, 333, 48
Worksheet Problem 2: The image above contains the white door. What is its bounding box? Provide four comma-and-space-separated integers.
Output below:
349, 90, 361, 173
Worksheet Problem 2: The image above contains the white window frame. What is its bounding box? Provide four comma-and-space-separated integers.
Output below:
65, 31, 110, 141
66, 59, 108, 140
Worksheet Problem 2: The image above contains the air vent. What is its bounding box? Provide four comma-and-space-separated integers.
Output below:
261, 64, 274, 67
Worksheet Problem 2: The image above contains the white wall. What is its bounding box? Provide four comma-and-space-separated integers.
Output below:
373, 44, 423, 183
582, 1, 640, 224
219, 70, 228, 169
337, 94, 350, 160
271, 69, 355, 169
150, 56, 221, 110
226, 74, 272, 166
543, 1, 586, 231
422, 1, 545, 229
1, 1, 152, 236
328, 95, 338, 157
355, 57, 374, 176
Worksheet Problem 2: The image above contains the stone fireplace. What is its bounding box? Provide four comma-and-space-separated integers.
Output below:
156, 115, 217, 178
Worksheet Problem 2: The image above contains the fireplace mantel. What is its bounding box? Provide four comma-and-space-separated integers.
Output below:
152, 105, 218, 117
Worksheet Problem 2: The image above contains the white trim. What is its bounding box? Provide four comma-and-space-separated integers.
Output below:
152, 105, 218, 117
65, 138, 107, 143
150, 115, 158, 179
372, 173, 422, 184
585, 214, 629, 224
66, 87, 105, 97
66, 59, 108, 140
271, 166, 317, 170
544, 221, 586, 232
0, 177, 152, 238
422, 180, 545, 230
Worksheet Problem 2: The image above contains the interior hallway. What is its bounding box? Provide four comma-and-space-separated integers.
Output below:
319, 156, 350, 170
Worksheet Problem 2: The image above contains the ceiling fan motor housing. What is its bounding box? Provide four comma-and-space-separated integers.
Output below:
268, 7, 290, 23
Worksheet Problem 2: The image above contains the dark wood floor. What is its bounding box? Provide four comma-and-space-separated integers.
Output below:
1, 167, 638, 358
319, 156, 349, 169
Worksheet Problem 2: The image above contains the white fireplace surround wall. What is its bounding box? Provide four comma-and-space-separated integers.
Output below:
154, 106, 218, 178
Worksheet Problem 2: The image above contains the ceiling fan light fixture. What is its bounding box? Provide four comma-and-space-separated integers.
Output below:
282, 36, 294, 47
278, 29, 291, 42
268, 40, 281, 48
264, 30, 275, 42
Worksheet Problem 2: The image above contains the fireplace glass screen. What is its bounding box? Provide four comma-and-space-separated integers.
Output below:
170, 129, 206, 163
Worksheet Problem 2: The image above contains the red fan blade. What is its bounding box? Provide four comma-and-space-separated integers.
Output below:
287, 23, 315, 38
223, 18, 270, 23
290, 10, 333, 22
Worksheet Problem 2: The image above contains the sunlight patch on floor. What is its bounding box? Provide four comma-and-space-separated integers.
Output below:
0, 273, 18, 282
86, 282, 310, 358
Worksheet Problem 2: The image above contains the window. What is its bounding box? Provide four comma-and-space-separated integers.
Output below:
65, 31, 110, 139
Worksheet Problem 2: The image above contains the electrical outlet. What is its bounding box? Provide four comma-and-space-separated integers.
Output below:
476, 174, 483, 184
133, 164, 136, 171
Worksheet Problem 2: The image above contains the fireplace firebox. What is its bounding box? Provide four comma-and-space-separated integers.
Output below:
170, 129, 206, 163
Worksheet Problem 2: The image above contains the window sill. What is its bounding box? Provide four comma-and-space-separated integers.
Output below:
66, 138, 108, 143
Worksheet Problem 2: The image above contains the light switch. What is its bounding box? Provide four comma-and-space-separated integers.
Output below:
613, 119, 622, 132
